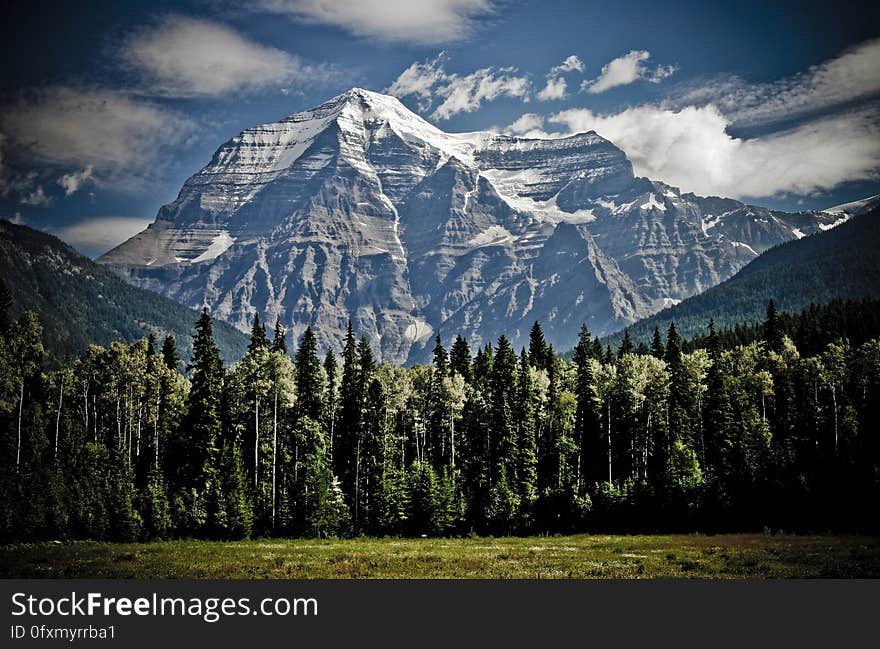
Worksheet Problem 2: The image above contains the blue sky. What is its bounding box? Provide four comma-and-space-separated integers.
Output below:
1, 0, 879, 256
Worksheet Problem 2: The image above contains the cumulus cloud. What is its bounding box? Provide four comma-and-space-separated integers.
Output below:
506, 113, 547, 135
387, 54, 530, 120
537, 77, 567, 101
536, 55, 585, 101
257, 0, 494, 44
549, 104, 880, 198
671, 37, 880, 126
53, 216, 153, 258
583, 50, 676, 94
122, 15, 319, 97
58, 166, 94, 196
0, 87, 196, 187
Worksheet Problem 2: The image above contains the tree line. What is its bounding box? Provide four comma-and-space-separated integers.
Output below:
1, 284, 878, 541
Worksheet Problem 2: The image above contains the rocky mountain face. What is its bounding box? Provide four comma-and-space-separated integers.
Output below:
98, 88, 845, 363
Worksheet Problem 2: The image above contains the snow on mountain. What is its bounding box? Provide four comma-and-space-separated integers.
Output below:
99, 88, 847, 362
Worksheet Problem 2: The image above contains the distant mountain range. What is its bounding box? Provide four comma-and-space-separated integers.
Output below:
97, 87, 848, 363
0, 220, 249, 366
603, 197, 880, 346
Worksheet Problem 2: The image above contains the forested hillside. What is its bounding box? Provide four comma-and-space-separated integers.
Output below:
605, 205, 880, 347
0, 220, 248, 366
2, 292, 878, 542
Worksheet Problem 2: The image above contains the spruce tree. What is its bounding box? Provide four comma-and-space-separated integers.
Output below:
573, 324, 600, 487
295, 327, 325, 422
450, 335, 472, 383
248, 314, 269, 353
528, 321, 549, 370
336, 322, 360, 505
651, 326, 666, 359
764, 299, 784, 354
618, 329, 634, 358
161, 335, 180, 373
489, 336, 519, 496
515, 348, 538, 527
323, 348, 339, 457
174, 309, 224, 527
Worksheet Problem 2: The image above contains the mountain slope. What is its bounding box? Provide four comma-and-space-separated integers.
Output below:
603, 199, 880, 345
0, 220, 249, 366
98, 87, 844, 362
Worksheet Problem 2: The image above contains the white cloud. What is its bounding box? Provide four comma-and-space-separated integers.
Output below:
583, 50, 676, 94
0, 87, 196, 186
58, 166, 94, 196
386, 54, 449, 111
672, 37, 880, 126
550, 104, 880, 198
433, 68, 530, 120
387, 54, 530, 120
535, 55, 585, 102
53, 216, 153, 258
122, 15, 318, 97
506, 113, 546, 135
258, 0, 494, 44
549, 55, 585, 76
537, 77, 567, 101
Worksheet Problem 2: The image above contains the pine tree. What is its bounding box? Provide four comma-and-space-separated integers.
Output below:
161, 335, 180, 373
661, 321, 695, 493
248, 314, 269, 353
432, 334, 448, 375
592, 336, 604, 362
764, 299, 784, 354
573, 324, 601, 487
651, 326, 666, 360
490, 335, 518, 496
271, 317, 288, 355
336, 322, 360, 507
618, 329, 634, 358
515, 348, 538, 527
323, 347, 339, 458
173, 309, 224, 503
295, 327, 325, 423
450, 335, 472, 383
528, 321, 549, 370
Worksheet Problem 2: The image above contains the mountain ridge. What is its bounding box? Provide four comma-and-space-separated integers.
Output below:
602, 199, 880, 346
98, 87, 848, 363
0, 220, 249, 367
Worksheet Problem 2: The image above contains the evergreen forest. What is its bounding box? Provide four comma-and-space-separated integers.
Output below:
2, 278, 878, 542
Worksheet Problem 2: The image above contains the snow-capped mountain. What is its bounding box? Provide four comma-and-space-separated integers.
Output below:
99, 88, 846, 362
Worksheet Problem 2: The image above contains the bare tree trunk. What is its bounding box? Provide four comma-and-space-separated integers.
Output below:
450, 406, 455, 469
832, 387, 838, 456
254, 396, 260, 491
16, 381, 24, 472
154, 390, 160, 473
607, 400, 612, 484
354, 438, 361, 534
272, 389, 278, 529
55, 377, 64, 461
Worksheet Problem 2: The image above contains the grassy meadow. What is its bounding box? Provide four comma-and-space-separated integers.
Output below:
2, 534, 879, 579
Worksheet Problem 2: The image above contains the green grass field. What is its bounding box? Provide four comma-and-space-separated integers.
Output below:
3, 534, 879, 578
